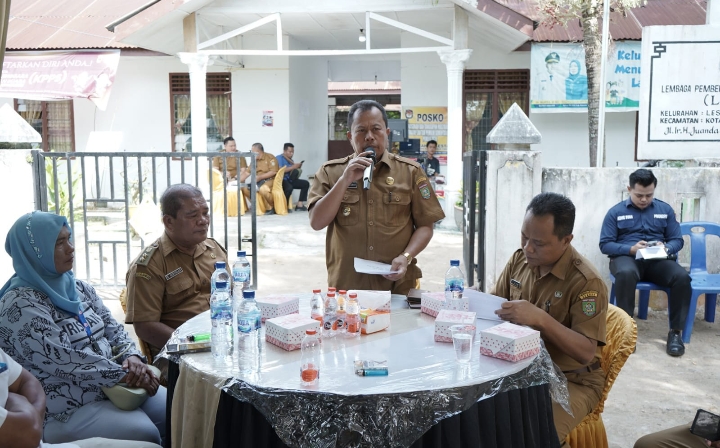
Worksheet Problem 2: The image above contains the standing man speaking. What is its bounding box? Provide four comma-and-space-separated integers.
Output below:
308, 100, 445, 294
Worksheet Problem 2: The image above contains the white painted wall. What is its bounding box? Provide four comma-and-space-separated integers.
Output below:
328, 59, 401, 82
288, 54, 329, 183
400, 33, 448, 106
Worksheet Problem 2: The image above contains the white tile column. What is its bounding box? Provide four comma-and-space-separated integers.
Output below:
437, 48, 472, 224
709, 0, 720, 24
179, 52, 210, 153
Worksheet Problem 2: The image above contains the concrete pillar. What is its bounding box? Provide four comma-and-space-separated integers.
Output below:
178, 52, 209, 153
437, 48, 472, 224
483, 151, 542, 292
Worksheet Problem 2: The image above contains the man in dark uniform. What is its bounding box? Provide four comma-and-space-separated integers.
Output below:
125, 184, 228, 357
599, 168, 690, 357
308, 100, 445, 295
493, 192, 608, 443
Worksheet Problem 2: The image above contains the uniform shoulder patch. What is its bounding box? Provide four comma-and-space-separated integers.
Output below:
135, 245, 158, 266
579, 290, 598, 316
416, 176, 431, 199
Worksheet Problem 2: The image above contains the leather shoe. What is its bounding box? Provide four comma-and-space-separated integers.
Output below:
264, 210, 275, 215
295, 205, 308, 211
666, 330, 685, 357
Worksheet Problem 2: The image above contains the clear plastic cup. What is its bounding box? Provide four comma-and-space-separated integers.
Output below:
450, 324, 476, 363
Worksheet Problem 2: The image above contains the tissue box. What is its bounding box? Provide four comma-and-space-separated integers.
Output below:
360, 309, 391, 334
350, 290, 391, 312
265, 314, 320, 351
434, 309, 476, 342
256, 295, 300, 323
479, 322, 541, 362
421, 292, 469, 317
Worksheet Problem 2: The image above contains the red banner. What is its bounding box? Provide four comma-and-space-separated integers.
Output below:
0, 50, 121, 110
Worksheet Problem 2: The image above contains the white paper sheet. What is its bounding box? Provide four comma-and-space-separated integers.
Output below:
636, 246, 668, 260
354, 257, 400, 275
463, 289, 507, 321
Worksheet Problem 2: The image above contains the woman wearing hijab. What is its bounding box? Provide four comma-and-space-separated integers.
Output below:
565, 59, 588, 100
0, 212, 165, 445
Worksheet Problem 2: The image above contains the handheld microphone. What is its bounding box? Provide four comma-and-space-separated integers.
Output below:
362, 147, 376, 190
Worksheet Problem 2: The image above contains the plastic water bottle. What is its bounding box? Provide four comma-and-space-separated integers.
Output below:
210, 282, 233, 362
232, 251, 251, 298
236, 289, 261, 361
445, 260, 465, 303
300, 329, 320, 386
323, 291, 338, 338
345, 292, 360, 338
210, 261, 231, 294
336, 290, 347, 334
311, 289, 324, 324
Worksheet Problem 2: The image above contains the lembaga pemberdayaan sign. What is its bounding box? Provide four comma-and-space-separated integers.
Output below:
638, 25, 720, 160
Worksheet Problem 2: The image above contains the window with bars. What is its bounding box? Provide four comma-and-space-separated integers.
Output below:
170, 73, 232, 152
463, 70, 529, 152
14, 99, 75, 152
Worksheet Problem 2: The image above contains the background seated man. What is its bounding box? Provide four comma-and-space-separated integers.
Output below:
0, 347, 162, 448
492, 192, 607, 443
276, 142, 310, 211
125, 184, 228, 358
212, 136, 248, 183
599, 168, 691, 357
244, 142, 278, 214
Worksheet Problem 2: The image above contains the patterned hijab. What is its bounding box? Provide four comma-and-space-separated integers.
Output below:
0, 211, 80, 314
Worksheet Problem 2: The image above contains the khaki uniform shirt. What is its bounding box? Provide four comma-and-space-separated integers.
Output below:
212, 152, 244, 180
254, 152, 279, 185
125, 233, 228, 345
492, 245, 608, 375
308, 150, 445, 293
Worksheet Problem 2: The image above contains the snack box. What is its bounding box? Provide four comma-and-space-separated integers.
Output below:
434, 309, 476, 342
479, 322, 541, 362
256, 295, 300, 323
360, 309, 391, 334
421, 291, 469, 317
265, 314, 321, 351
350, 290, 391, 312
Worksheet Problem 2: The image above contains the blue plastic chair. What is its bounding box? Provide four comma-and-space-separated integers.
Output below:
679, 221, 720, 342
609, 274, 670, 321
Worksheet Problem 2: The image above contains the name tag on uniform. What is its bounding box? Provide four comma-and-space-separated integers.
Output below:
348, 182, 358, 189
617, 215, 633, 221
510, 279, 521, 288
165, 267, 184, 281
654, 214, 668, 219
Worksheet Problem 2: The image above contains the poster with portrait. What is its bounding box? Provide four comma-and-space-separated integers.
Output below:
262, 110, 274, 127
530, 42, 641, 112
403, 107, 448, 165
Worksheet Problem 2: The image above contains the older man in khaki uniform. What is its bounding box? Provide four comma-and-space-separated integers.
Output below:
492, 192, 608, 444
308, 100, 444, 295
125, 184, 228, 357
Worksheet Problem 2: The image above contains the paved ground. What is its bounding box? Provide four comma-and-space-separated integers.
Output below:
100, 210, 720, 447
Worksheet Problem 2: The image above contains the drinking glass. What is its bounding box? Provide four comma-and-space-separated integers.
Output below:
450, 324, 476, 363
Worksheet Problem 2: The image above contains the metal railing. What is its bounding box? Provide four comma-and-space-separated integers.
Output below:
31, 150, 259, 288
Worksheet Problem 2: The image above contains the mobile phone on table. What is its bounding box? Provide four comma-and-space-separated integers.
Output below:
690, 409, 720, 441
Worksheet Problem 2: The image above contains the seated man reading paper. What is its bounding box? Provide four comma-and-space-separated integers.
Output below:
492, 193, 607, 443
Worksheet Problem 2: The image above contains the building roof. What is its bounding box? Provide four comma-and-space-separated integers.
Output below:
493, 0, 708, 42
7, 0, 150, 50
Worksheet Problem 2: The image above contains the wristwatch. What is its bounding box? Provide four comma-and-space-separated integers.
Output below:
402, 252, 413, 264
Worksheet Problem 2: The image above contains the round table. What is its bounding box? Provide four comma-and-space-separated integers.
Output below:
161, 294, 560, 448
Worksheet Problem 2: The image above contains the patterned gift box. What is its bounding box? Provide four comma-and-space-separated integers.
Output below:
421, 292, 469, 317
265, 314, 321, 351
256, 295, 300, 323
479, 322, 541, 362
434, 309, 476, 342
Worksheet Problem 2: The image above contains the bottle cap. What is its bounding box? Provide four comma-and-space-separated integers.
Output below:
242, 290, 255, 299
349, 292, 357, 299
328, 287, 336, 292
450, 259, 460, 266
215, 281, 227, 289
312, 289, 321, 293
306, 328, 317, 335
339, 290, 347, 294
215, 261, 226, 269
237, 250, 246, 257
327, 292, 335, 297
